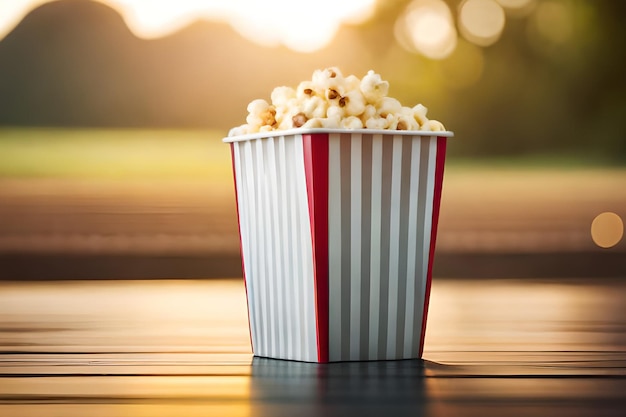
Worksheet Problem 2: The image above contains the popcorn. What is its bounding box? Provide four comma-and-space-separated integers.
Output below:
296, 81, 320, 101
302, 96, 328, 119
246, 99, 276, 130
321, 115, 342, 129
361, 104, 378, 123
340, 89, 366, 117
397, 115, 419, 131
312, 67, 343, 90
341, 116, 364, 129
397, 107, 420, 131
228, 124, 249, 137
364, 116, 387, 130
385, 114, 399, 130
229, 68, 446, 136
424, 119, 446, 131
377, 97, 402, 118
302, 118, 324, 128
275, 99, 299, 130
271, 86, 296, 108
326, 104, 346, 120
412, 104, 429, 126
344, 74, 361, 91
360, 70, 389, 105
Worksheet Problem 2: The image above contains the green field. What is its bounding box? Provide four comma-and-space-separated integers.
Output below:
0, 128, 232, 178
0, 128, 619, 179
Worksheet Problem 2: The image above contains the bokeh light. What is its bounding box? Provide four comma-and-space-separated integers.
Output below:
394, 0, 457, 60
496, 0, 536, 16
591, 212, 624, 249
458, 0, 506, 47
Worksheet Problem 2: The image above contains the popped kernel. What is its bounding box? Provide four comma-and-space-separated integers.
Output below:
360, 104, 378, 123
424, 119, 446, 131
326, 104, 346, 120
296, 81, 320, 100
364, 116, 388, 130
385, 113, 399, 130
302, 118, 324, 128
271, 86, 296, 107
321, 115, 342, 129
275, 98, 299, 129
339, 90, 366, 117
246, 99, 276, 130
378, 97, 402, 118
312, 67, 343, 90
398, 107, 420, 131
412, 104, 429, 126
360, 70, 389, 105
344, 74, 361, 91
302, 95, 328, 119
341, 116, 364, 129
228, 124, 249, 136
397, 113, 420, 131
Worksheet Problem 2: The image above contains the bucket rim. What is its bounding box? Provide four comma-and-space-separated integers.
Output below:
223, 128, 454, 143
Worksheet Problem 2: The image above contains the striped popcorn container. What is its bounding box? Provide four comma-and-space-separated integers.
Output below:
224, 128, 453, 362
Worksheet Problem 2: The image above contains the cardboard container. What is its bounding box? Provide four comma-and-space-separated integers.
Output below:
224, 128, 453, 362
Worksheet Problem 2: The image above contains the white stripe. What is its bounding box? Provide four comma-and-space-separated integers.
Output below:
277, 136, 293, 360
350, 134, 362, 360
263, 138, 276, 358
241, 142, 261, 353
242, 140, 261, 355
285, 137, 303, 360
418, 137, 438, 350
386, 135, 403, 358
234, 143, 256, 353
368, 134, 383, 360
293, 135, 308, 361
294, 135, 316, 362
328, 133, 342, 362
254, 139, 270, 357
403, 135, 422, 357
266, 137, 283, 358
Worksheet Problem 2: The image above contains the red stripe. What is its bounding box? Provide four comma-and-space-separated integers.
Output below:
230, 143, 254, 354
302, 134, 330, 363
419, 137, 447, 358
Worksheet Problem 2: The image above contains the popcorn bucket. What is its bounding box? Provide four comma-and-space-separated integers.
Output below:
224, 128, 453, 362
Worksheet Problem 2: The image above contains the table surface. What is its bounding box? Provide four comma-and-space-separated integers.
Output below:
1, 278, 625, 417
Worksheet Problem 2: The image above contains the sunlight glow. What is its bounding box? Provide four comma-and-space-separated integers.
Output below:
0, 0, 49, 40
395, 0, 457, 60
0, 0, 377, 52
459, 0, 506, 47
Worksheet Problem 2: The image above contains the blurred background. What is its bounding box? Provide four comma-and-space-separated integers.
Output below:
0, 0, 624, 280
